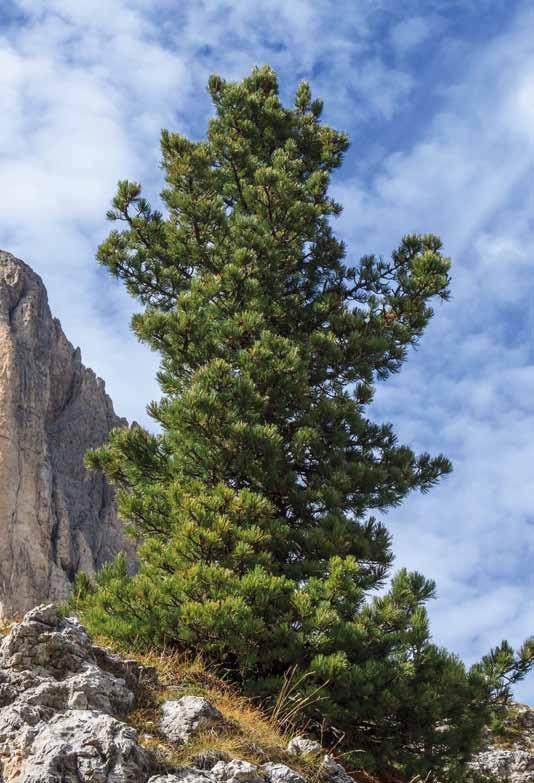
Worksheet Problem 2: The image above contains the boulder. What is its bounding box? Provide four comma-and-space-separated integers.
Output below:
212, 760, 265, 783
286, 737, 321, 757
262, 762, 307, 783
160, 696, 223, 744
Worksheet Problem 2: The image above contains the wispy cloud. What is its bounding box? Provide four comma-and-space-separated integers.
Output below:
0, 0, 532, 699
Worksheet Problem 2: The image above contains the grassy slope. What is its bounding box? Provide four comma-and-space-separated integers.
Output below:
0, 619, 412, 782
95, 638, 392, 783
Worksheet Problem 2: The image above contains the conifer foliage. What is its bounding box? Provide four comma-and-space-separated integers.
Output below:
72, 67, 534, 780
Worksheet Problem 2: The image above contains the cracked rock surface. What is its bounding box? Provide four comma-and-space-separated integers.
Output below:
17, 710, 150, 783
262, 762, 307, 783
0, 606, 362, 783
469, 748, 534, 782
0, 249, 131, 617
467, 702, 534, 782
211, 760, 265, 783
160, 696, 224, 745
0, 604, 150, 782
286, 737, 322, 758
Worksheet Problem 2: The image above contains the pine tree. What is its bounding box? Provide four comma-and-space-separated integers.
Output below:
71, 66, 534, 780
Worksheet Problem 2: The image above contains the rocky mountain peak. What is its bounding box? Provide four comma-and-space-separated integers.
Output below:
0, 250, 130, 616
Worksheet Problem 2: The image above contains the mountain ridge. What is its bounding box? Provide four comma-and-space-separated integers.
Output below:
0, 249, 131, 616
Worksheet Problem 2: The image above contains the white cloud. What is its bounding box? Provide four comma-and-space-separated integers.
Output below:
0, 0, 415, 425
390, 15, 436, 57
0, 0, 190, 424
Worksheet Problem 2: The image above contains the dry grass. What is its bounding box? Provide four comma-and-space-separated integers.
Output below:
94, 640, 328, 780
95, 642, 384, 783
0, 618, 16, 637
90, 637, 397, 783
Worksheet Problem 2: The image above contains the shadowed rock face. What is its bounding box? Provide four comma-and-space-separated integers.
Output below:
0, 250, 129, 616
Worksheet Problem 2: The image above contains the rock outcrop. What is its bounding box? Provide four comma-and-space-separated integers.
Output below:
468, 702, 534, 782
0, 604, 152, 781
0, 250, 129, 616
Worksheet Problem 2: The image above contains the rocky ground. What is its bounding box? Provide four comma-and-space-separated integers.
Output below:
0, 604, 531, 782
468, 702, 534, 782
0, 605, 364, 783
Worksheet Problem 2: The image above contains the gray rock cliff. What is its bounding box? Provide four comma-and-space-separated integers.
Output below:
0, 250, 129, 616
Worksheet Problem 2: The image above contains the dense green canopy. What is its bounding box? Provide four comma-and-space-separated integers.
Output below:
71, 66, 534, 781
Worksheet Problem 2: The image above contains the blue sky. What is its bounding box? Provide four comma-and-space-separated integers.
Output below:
1, 0, 533, 700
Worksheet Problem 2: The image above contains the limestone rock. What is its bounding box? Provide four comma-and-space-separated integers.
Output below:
469, 748, 534, 782
152, 764, 308, 783
91, 643, 158, 693
468, 702, 534, 782
320, 756, 354, 783
262, 762, 307, 783
17, 710, 150, 783
0, 604, 136, 717
0, 605, 151, 782
286, 738, 351, 783
212, 759, 264, 783
0, 249, 130, 616
160, 696, 224, 745
286, 737, 322, 757
148, 771, 213, 783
